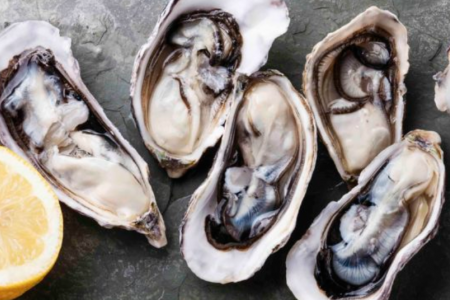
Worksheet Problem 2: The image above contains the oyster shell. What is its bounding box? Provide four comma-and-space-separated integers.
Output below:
286, 130, 445, 300
0, 21, 166, 247
181, 71, 317, 283
303, 7, 410, 183
130, 0, 290, 178
434, 48, 450, 112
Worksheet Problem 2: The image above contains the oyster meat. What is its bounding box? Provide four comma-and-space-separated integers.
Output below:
434, 48, 450, 112
286, 130, 445, 300
131, 0, 290, 178
181, 71, 317, 283
0, 21, 166, 247
303, 7, 410, 183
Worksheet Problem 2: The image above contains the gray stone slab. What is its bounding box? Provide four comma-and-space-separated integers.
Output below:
0, 0, 449, 299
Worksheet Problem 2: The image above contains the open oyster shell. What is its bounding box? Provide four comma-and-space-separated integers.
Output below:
303, 7, 410, 184
181, 71, 317, 283
286, 130, 445, 300
130, 0, 290, 178
434, 48, 450, 112
0, 21, 166, 247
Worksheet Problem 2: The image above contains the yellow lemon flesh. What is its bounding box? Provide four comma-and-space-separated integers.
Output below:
0, 147, 63, 300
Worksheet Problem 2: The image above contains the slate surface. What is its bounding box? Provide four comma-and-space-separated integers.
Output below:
1, 0, 449, 299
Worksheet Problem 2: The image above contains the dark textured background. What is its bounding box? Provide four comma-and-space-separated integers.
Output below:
2, 0, 449, 299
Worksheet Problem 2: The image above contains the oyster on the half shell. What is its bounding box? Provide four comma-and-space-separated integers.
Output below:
181, 71, 317, 283
286, 130, 445, 300
303, 7, 410, 184
130, 0, 290, 178
434, 48, 450, 112
0, 21, 166, 247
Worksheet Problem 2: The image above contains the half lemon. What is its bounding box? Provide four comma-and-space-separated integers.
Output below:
0, 147, 63, 300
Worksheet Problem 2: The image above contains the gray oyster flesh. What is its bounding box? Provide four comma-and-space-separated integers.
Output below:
205, 74, 300, 250
315, 144, 438, 298
140, 10, 242, 176
314, 30, 397, 181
